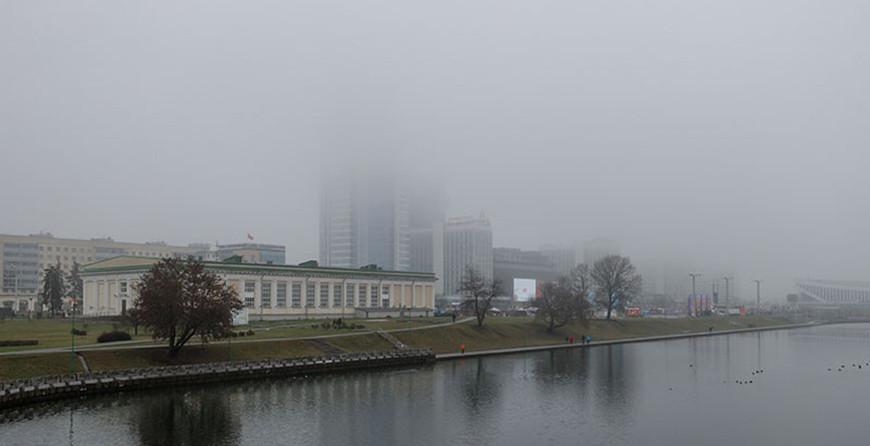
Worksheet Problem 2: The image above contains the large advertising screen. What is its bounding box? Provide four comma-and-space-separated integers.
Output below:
513, 278, 537, 302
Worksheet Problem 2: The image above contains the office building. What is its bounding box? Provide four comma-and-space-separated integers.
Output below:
540, 245, 578, 276
320, 171, 411, 271
582, 238, 621, 265
0, 233, 201, 312
493, 248, 560, 300
442, 215, 493, 297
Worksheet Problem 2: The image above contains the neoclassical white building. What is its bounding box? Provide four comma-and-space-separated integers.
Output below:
81, 256, 436, 319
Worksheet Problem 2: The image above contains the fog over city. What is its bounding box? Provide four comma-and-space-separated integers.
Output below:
2, 0, 868, 301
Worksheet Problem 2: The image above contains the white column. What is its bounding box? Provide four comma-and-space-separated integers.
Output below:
255, 280, 262, 308
271, 279, 278, 308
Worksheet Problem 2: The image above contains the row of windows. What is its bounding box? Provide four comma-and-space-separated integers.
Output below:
240, 281, 396, 309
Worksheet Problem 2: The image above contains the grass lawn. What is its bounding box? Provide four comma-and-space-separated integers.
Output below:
0, 316, 451, 353
394, 315, 791, 354
243, 316, 453, 340
0, 352, 85, 381
0, 319, 152, 353
0, 315, 792, 380
79, 333, 393, 373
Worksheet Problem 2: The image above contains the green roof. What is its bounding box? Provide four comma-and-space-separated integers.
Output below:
81, 256, 437, 281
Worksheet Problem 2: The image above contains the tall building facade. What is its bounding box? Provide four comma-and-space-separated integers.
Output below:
493, 247, 560, 292
582, 238, 621, 265
539, 245, 578, 276
409, 222, 445, 296
0, 233, 200, 312
320, 171, 411, 271
442, 215, 493, 297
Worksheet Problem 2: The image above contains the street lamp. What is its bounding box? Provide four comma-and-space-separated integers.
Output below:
754, 280, 762, 313
688, 273, 701, 316
689, 273, 701, 297
723, 276, 734, 309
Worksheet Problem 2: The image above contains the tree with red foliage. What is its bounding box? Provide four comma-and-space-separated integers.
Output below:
134, 257, 241, 358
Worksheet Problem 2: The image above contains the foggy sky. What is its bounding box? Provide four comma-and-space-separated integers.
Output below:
2, 0, 869, 300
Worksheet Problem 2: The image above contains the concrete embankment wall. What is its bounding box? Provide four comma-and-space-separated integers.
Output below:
436, 322, 820, 360
0, 349, 434, 410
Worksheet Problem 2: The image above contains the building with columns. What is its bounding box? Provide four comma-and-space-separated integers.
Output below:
80, 256, 436, 320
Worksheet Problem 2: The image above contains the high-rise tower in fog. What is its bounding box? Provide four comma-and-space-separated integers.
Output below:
320, 170, 410, 271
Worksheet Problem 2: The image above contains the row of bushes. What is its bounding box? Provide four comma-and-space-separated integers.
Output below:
97, 331, 132, 343
0, 339, 39, 347
227, 329, 256, 338
314, 319, 365, 330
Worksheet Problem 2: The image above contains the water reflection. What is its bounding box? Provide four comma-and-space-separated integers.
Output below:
133, 389, 240, 446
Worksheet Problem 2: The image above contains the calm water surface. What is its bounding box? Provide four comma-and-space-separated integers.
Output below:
3, 323, 870, 445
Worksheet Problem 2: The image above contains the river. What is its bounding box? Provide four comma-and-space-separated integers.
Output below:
2, 323, 870, 445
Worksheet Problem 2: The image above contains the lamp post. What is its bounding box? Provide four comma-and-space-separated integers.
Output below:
70, 295, 76, 375
689, 273, 701, 316
723, 276, 733, 309
754, 280, 762, 313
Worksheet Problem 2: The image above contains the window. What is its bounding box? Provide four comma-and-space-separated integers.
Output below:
371, 284, 379, 307
261, 282, 271, 308
346, 283, 355, 307
292, 282, 302, 308
334, 283, 343, 307
359, 284, 368, 307
306, 282, 315, 308
382, 285, 390, 308
120, 281, 128, 294
276, 282, 287, 308
244, 281, 255, 308
320, 283, 329, 308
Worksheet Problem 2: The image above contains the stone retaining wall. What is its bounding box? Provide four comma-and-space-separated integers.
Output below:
0, 349, 434, 410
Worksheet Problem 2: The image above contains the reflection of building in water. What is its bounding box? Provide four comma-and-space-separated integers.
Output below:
133, 389, 240, 446
81, 256, 436, 319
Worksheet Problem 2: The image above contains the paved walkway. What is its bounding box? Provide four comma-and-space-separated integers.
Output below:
435, 321, 820, 360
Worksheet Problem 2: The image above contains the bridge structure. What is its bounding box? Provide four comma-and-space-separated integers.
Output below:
795, 279, 870, 307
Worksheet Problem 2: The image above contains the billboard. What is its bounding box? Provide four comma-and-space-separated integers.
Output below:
513, 278, 537, 301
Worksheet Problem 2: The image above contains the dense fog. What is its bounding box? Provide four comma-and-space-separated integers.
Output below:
3, 0, 868, 300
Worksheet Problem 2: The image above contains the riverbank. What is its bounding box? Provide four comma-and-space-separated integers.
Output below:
0, 349, 435, 410
435, 320, 817, 359
0, 316, 792, 380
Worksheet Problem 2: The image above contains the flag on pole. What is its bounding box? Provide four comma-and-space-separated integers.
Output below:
247, 233, 254, 241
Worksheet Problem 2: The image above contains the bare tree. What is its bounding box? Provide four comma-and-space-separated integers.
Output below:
591, 255, 642, 320
537, 264, 592, 332
459, 265, 502, 327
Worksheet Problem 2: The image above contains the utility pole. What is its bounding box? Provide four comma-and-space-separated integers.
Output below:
689, 273, 701, 316
689, 273, 701, 298
754, 280, 762, 313
723, 276, 733, 309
